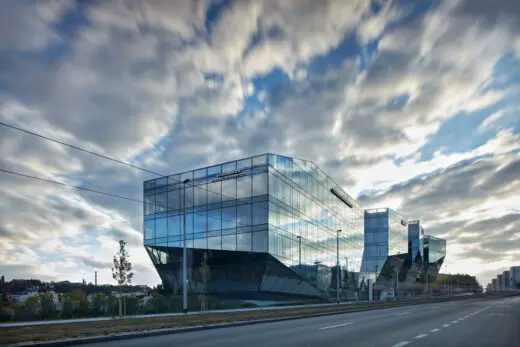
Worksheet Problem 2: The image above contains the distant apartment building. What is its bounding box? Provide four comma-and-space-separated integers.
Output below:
497, 274, 505, 290
511, 266, 520, 288
491, 278, 497, 291
503, 270, 512, 290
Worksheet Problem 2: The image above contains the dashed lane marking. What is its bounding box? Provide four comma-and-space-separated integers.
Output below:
318, 322, 353, 330
396, 312, 410, 316
430, 328, 440, 333
443, 324, 451, 327
392, 342, 410, 347
452, 320, 459, 324
415, 334, 428, 339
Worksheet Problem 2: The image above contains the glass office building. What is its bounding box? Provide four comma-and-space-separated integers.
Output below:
401, 220, 425, 292
408, 221, 424, 263
423, 235, 446, 287
143, 154, 364, 301
361, 208, 408, 297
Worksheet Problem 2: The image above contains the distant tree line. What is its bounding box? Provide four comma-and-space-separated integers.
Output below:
432, 273, 483, 294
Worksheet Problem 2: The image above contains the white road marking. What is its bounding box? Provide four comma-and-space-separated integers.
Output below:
487, 313, 506, 316
430, 328, 440, 333
415, 334, 428, 339
452, 320, 459, 323
392, 342, 410, 347
396, 312, 410, 316
459, 317, 465, 320
319, 322, 353, 330
443, 324, 451, 327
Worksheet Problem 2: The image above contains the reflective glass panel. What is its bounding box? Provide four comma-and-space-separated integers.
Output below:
237, 232, 252, 251
222, 178, 237, 201
237, 203, 252, 226
194, 185, 206, 206
167, 189, 180, 210
222, 206, 237, 229
156, 217, 167, 238
252, 201, 268, 225
252, 172, 268, 196
222, 234, 236, 251
144, 219, 154, 239
207, 208, 221, 230
252, 230, 268, 252
236, 175, 252, 199
167, 215, 181, 236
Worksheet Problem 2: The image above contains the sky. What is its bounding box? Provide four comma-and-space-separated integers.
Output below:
0, 0, 519, 288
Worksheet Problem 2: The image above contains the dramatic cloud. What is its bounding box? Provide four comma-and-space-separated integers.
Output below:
0, 0, 519, 287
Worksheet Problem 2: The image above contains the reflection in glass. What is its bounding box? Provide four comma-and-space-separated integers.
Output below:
237, 204, 252, 226
222, 234, 236, 251
236, 175, 252, 199
168, 215, 180, 236
207, 181, 221, 204
252, 172, 268, 196
167, 190, 180, 210
252, 202, 268, 225
144, 219, 154, 239
222, 206, 237, 229
222, 179, 236, 201
194, 185, 206, 206
156, 217, 167, 238
237, 232, 252, 251
207, 209, 221, 230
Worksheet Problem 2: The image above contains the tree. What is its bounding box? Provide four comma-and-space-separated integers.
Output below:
90, 293, 106, 316
111, 240, 134, 317
67, 289, 86, 302
39, 293, 57, 319
61, 299, 74, 319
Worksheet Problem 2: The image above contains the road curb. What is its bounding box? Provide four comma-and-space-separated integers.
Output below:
7, 297, 486, 347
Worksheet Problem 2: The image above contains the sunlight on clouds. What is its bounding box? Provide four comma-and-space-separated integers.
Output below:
0, 0, 519, 285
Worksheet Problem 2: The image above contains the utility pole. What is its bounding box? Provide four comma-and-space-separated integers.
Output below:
182, 178, 190, 314
95, 271, 97, 286
336, 229, 342, 304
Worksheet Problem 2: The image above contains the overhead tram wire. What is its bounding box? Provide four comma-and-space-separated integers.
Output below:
1, 121, 364, 252
0, 168, 142, 203
0, 121, 165, 177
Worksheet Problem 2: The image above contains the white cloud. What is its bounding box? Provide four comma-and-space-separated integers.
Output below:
0, 0, 519, 287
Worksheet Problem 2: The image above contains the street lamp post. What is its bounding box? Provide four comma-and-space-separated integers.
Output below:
336, 229, 342, 304
395, 268, 400, 299
182, 178, 190, 314
297, 235, 302, 266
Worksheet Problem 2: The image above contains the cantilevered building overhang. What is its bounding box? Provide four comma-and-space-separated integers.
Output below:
143, 154, 365, 301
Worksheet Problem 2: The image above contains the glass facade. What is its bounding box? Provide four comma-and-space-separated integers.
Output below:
362, 209, 408, 278
143, 153, 364, 300
408, 221, 424, 263
423, 235, 446, 287
423, 235, 446, 264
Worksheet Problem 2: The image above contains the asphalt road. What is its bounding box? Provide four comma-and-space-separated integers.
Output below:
79, 296, 520, 347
